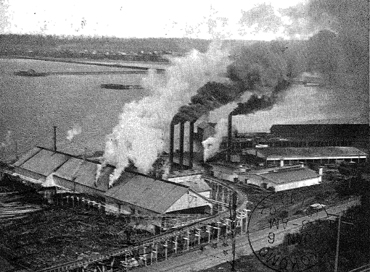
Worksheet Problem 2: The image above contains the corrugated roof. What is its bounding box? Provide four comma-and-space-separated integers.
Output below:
258, 167, 319, 184
13, 147, 41, 167
256, 147, 367, 159
53, 158, 111, 191
105, 175, 189, 214
180, 180, 211, 192
20, 148, 69, 177
13, 147, 203, 214
13, 147, 110, 190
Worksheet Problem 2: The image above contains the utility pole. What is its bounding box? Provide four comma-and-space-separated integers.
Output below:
326, 212, 354, 272
229, 191, 237, 271
334, 215, 341, 272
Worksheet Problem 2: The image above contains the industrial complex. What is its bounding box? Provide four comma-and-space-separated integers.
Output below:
0, 39, 368, 271
1, 113, 368, 271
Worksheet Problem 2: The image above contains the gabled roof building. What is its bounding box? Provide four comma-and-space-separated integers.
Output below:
12, 147, 212, 216
245, 146, 367, 167
246, 165, 321, 192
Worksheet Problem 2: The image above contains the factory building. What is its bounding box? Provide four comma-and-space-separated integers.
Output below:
245, 146, 367, 167
105, 173, 212, 215
167, 170, 212, 198
208, 162, 322, 192
221, 123, 369, 151
270, 124, 369, 149
13, 147, 70, 185
222, 116, 368, 166
12, 146, 213, 216
208, 162, 245, 183
245, 165, 322, 192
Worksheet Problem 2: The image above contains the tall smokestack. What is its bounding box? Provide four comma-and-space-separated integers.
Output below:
179, 121, 185, 169
227, 114, 233, 161
169, 121, 175, 171
53, 126, 57, 152
189, 121, 194, 168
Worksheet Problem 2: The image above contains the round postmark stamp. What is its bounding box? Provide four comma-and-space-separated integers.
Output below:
247, 193, 333, 272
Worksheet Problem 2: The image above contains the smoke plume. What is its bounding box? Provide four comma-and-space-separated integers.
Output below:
0, 130, 13, 148
202, 118, 228, 161
0, 130, 16, 161
102, 42, 230, 181
202, 41, 291, 160
201, 0, 368, 161
66, 124, 82, 141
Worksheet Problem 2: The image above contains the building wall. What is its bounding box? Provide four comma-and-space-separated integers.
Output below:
211, 165, 240, 182
168, 174, 211, 198
267, 157, 367, 166
165, 191, 212, 213
274, 177, 321, 191
198, 191, 211, 198
270, 124, 369, 138
13, 167, 45, 183
105, 199, 132, 215
245, 175, 320, 192
168, 174, 203, 183
245, 175, 264, 186
213, 169, 238, 182
52, 175, 105, 198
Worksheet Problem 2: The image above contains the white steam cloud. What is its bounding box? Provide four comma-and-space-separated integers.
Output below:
66, 124, 82, 141
1, 130, 13, 148
102, 41, 231, 182
1, 130, 15, 161
202, 92, 253, 161
202, 118, 228, 161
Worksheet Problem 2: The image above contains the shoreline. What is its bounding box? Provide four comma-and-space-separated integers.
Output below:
0, 55, 168, 72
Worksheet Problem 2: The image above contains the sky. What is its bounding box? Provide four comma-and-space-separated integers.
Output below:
0, 0, 308, 40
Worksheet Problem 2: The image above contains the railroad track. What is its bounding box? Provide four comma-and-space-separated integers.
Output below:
35, 176, 246, 272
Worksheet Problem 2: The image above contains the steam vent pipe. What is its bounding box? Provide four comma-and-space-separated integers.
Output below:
179, 121, 185, 169
169, 121, 175, 170
227, 113, 232, 161
189, 121, 194, 169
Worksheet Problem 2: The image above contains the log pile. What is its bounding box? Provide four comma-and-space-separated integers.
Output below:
0, 202, 152, 270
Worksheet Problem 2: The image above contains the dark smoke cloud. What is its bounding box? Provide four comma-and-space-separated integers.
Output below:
229, 42, 290, 116
227, 42, 288, 91
173, 82, 240, 124
231, 80, 290, 116
174, 41, 291, 124
200, 42, 291, 160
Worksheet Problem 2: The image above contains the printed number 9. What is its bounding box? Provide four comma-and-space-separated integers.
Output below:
268, 232, 275, 244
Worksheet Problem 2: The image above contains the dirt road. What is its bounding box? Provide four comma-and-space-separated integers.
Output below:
134, 199, 359, 272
